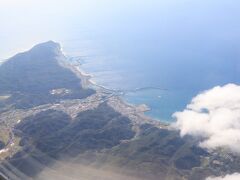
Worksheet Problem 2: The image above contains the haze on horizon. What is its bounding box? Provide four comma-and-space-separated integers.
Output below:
1, 0, 240, 60
1, 1, 240, 180
1, 0, 240, 120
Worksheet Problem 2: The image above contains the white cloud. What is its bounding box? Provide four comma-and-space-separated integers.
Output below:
206, 173, 240, 180
172, 83, 240, 153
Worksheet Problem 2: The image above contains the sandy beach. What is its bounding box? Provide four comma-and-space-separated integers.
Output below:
62, 56, 169, 129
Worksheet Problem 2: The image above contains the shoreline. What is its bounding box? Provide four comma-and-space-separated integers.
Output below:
63, 56, 170, 127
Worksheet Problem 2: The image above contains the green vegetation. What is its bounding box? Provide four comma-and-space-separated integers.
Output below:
0, 41, 95, 109
1, 42, 239, 180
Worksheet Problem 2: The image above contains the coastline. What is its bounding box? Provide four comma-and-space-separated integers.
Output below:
62, 55, 169, 128
60, 55, 114, 92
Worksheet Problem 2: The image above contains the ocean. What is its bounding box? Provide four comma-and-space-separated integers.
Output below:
61, 32, 239, 122
1, 0, 240, 122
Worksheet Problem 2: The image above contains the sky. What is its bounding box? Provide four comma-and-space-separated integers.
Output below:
1, 1, 240, 177
1, 0, 240, 60
1, 0, 240, 109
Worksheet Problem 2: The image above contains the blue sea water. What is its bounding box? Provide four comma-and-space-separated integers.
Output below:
62, 34, 239, 122
1, 0, 240, 122
48, 1, 240, 122
58, 1, 240, 121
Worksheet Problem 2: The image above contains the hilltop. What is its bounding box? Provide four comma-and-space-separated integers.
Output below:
0, 42, 239, 180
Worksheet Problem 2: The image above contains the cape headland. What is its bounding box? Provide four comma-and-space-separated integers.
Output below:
0, 41, 239, 180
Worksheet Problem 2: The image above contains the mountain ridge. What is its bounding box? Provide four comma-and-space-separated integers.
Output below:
0, 41, 239, 180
